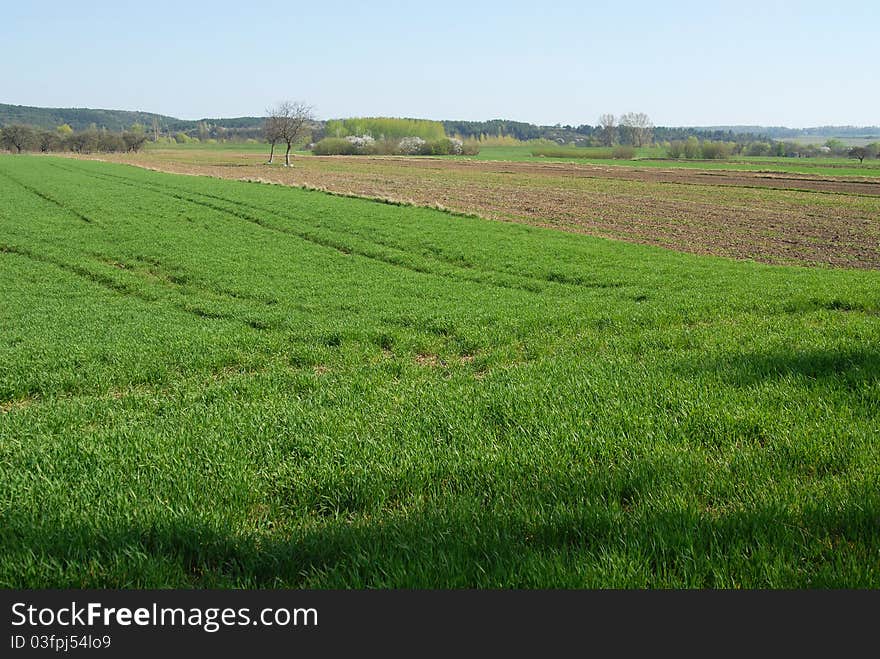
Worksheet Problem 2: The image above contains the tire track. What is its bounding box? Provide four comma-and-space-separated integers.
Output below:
0, 243, 259, 329
51, 162, 625, 293
0, 168, 94, 223
46, 163, 551, 295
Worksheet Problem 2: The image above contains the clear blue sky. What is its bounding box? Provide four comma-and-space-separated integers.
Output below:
3, 0, 877, 127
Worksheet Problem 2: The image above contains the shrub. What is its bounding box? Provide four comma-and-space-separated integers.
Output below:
447, 137, 464, 155
345, 135, 375, 152
66, 130, 99, 153
612, 145, 636, 159
416, 138, 463, 156
122, 132, 147, 152
398, 136, 426, 155
745, 142, 771, 156
667, 140, 686, 159
370, 139, 400, 155
461, 141, 481, 156
312, 138, 357, 155
314, 135, 478, 157
700, 141, 733, 159
683, 137, 701, 159
825, 139, 847, 156
473, 134, 525, 146
97, 132, 126, 152
531, 147, 613, 159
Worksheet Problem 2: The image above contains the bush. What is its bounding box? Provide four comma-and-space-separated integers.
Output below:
66, 130, 99, 153
745, 142, 771, 156
312, 138, 357, 155
313, 135, 479, 157
461, 141, 481, 156
700, 141, 733, 159
611, 145, 636, 159
667, 140, 685, 158
345, 135, 375, 152
370, 139, 400, 155
416, 138, 463, 156
531, 147, 613, 159
681, 140, 696, 158
98, 132, 126, 152
398, 136, 426, 155
123, 132, 147, 152
824, 139, 848, 156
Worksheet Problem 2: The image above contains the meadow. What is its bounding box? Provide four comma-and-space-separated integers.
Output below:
1, 155, 878, 588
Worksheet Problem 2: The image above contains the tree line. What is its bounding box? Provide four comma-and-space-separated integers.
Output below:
441, 115, 772, 146
1, 123, 148, 154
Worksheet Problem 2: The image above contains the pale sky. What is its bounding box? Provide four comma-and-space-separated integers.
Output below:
2, 0, 878, 127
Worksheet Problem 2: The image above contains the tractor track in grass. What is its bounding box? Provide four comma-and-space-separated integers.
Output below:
73, 152, 880, 269
0, 242, 254, 328
46, 164, 546, 295
0, 168, 94, 223
47, 161, 627, 295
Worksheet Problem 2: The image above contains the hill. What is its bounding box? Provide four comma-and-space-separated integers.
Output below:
3, 103, 879, 145
0, 103, 265, 136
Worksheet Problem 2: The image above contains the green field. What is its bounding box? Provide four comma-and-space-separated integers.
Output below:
469, 146, 880, 177
1, 156, 879, 588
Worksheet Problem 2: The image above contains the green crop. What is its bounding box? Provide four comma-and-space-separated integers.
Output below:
1, 156, 878, 588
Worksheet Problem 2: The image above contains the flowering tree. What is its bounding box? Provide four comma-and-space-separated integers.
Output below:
398, 136, 426, 155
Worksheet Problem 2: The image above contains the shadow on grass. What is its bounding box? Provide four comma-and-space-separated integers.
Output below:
686, 348, 880, 387
4, 494, 878, 588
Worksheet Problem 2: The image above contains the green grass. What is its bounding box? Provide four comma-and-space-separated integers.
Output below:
1, 155, 878, 588
465, 145, 880, 176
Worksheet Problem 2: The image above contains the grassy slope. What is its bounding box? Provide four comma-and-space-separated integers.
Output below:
1, 156, 878, 588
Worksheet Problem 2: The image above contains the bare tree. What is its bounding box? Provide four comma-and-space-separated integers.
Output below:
266, 101, 314, 166
1, 125, 38, 153
598, 113, 616, 147
123, 131, 148, 152
619, 112, 653, 147
264, 113, 282, 165
848, 146, 868, 163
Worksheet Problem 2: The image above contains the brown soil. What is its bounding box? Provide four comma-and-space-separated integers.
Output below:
299, 156, 880, 196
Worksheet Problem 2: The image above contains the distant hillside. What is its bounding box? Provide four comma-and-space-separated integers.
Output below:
3, 103, 878, 145
441, 120, 770, 144
0, 103, 265, 136
703, 125, 880, 139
